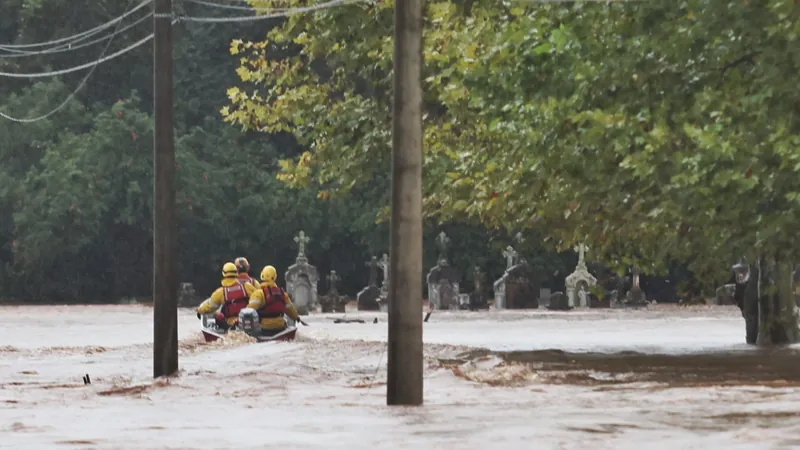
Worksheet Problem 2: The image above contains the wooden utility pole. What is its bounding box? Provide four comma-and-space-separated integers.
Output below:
387, 0, 424, 405
152, 0, 178, 378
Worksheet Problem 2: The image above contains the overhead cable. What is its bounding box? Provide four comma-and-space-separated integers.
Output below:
0, 0, 360, 121
182, 0, 291, 12
0, 1, 156, 122
0, 0, 152, 50
178, 0, 366, 22
0, 0, 358, 76
0, 33, 157, 79
0, 12, 154, 58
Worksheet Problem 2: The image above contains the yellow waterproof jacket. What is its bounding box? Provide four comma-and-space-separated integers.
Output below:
197, 277, 258, 325
247, 282, 301, 330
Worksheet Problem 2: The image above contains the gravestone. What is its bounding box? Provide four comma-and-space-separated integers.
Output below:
715, 284, 736, 306
565, 243, 597, 308
357, 256, 381, 311
546, 292, 572, 310
493, 245, 539, 309
377, 253, 390, 312
504, 265, 539, 309
539, 288, 552, 309
624, 268, 648, 307
178, 282, 201, 307
493, 246, 517, 309
285, 230, 319, 315
426, 232, 460, 309
601, 274, 624, 305
320, 270, 347, 313
469, 266, 489, 310
458, 293, 471, 309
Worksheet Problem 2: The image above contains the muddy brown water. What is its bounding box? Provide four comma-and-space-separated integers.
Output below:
446, 347, 800, 387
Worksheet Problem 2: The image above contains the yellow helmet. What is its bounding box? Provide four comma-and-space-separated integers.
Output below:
260, 265, 277, 283
221, 262, 237, 278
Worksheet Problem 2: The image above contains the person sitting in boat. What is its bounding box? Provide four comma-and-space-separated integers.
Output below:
238, 265, 303, 336
234, 256, 260, 289
196, 262, 258, 330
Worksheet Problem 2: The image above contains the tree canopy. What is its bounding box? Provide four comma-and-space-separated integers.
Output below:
224, 0, 800, 282
1, 0, 545, 302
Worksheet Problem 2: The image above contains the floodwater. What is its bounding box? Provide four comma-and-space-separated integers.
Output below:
2, 304, 800, 449
460, 347, 800, 387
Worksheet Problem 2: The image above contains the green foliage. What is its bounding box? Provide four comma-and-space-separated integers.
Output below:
224, 0, 800, 285
11, 94, 153, 300
0, 0, 725, 303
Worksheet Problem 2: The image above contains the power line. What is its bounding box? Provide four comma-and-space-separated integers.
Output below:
0, 33, 155, 79
0, 12, 153, 58
0, 0, 152, 50
0, 0, 366, 76
182, 0, 291, 12
177, 0, 367, 22
0, 0, 363, 122
0, 0, 154, 123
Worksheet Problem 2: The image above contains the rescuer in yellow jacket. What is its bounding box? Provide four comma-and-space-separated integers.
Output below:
196, 262, 258, 328
239, 265, 302, 334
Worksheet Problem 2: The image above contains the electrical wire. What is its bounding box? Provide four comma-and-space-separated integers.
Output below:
178, 0, 367, 22
0, 0, 152, 51
182, 0, 291, 12
0, 0, 363, 121
0, 12, 154, 58
0, 32, 158, 79
1, 0, 366, 74
0, 0, 151, 123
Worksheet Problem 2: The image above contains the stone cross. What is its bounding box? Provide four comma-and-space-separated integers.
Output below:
294, 230, 310, 259
435, 231, 450, 264
574, 243, 588, 268
327, 270, 340, 293
473, 266, 483, 292
502, 246, 518, 269
378, 253, 390, 284
365, 256, 378, 287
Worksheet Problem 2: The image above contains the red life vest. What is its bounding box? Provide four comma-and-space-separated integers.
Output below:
258, 285, 288, 318
220, 283, 249, 318
236, 274, 257, 286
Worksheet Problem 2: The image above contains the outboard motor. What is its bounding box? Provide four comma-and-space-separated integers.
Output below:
238, 308, 261, 336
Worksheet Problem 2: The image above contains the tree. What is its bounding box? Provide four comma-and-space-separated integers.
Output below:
224, 0, 800, 343
12, 94, 154, 300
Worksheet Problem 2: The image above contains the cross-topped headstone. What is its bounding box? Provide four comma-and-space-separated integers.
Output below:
365, 256, 378, 287
378, 253, 390, 282
435, 231, 450, 264
473, 266, 483, 290
574, 243, 588, 268
327, 270, 340, 292
294, 230, 310, 260
502, 246, 518, 269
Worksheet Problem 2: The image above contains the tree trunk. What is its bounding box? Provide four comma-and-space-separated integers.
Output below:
755, 256, 800, 346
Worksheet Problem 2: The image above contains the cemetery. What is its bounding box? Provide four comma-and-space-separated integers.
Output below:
257, 230, 761, 315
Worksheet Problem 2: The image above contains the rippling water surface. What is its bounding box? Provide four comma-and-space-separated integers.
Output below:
1, 304, 799, 449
